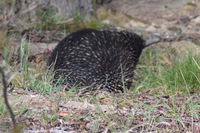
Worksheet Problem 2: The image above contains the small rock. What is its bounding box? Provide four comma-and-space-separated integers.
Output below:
124, 20, 147, 27
191, 16, 200, 25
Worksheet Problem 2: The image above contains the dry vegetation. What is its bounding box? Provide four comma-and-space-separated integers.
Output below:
0, 1, 200, 133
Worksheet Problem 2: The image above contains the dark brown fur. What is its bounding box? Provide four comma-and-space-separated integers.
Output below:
48, 29, 145, 92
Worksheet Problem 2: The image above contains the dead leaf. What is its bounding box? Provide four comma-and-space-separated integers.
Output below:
101, 98, 113, 105
194, 123, 200, 133
58, 112, 68, 117
59, 100, 115, 113
160, 55, 173, 66
35, 56, 42, 63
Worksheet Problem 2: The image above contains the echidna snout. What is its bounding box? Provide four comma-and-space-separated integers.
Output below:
48, 28, 145, 92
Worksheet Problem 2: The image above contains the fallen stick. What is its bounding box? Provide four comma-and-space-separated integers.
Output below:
0, 66, 16, 126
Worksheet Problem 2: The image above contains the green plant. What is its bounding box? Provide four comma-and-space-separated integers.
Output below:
186, 2, 197, 7
161, 55, 200, 94
20, 38, 29, 78
0, 31, 12, 63
10, 39, 57, 93
35, 5, 58, 30
0, 102, 7, 117
66, 14, 109, 32
134, 46, 200, 94
42, 112, 58, 123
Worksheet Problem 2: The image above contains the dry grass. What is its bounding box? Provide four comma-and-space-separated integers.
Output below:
0, 6, 200, 132
0, 39, 199, 132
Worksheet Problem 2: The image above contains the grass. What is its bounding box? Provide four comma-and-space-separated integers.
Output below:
34, 8, 113, 33
30, 6, 147, 33
0, 102, 7, 117
0, 32, 200, 132
1, 38, 58, 93
42, 111, 58, 123
11, 64, 56, 93
186, 2, 198, 8
0, 12, 200, 131
133, 45, 200, 95
0, 31, 10, 53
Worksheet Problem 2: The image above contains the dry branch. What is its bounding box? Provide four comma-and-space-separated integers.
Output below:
0, 67, 16, 126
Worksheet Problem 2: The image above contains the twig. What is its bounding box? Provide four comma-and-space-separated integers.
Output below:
145, 37, 162, 47
0, 67, 16, 126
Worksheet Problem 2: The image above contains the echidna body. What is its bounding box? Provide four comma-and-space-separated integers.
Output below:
48, 29, 146, 92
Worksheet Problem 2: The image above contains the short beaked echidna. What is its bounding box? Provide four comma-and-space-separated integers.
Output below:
48, 28, 147, 92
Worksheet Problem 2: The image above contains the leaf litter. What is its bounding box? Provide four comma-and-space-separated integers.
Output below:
0, 89, 199, 133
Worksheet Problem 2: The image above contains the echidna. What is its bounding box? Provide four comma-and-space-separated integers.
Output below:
48, 28, 148, 92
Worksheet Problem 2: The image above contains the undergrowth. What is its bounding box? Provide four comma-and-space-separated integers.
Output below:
134, 44, 200, 95
34, 8, 112, 32
0, 5, 200, 133
1, 37, 199, 95
1, 38, 57, 93
1, 34, 200, 133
